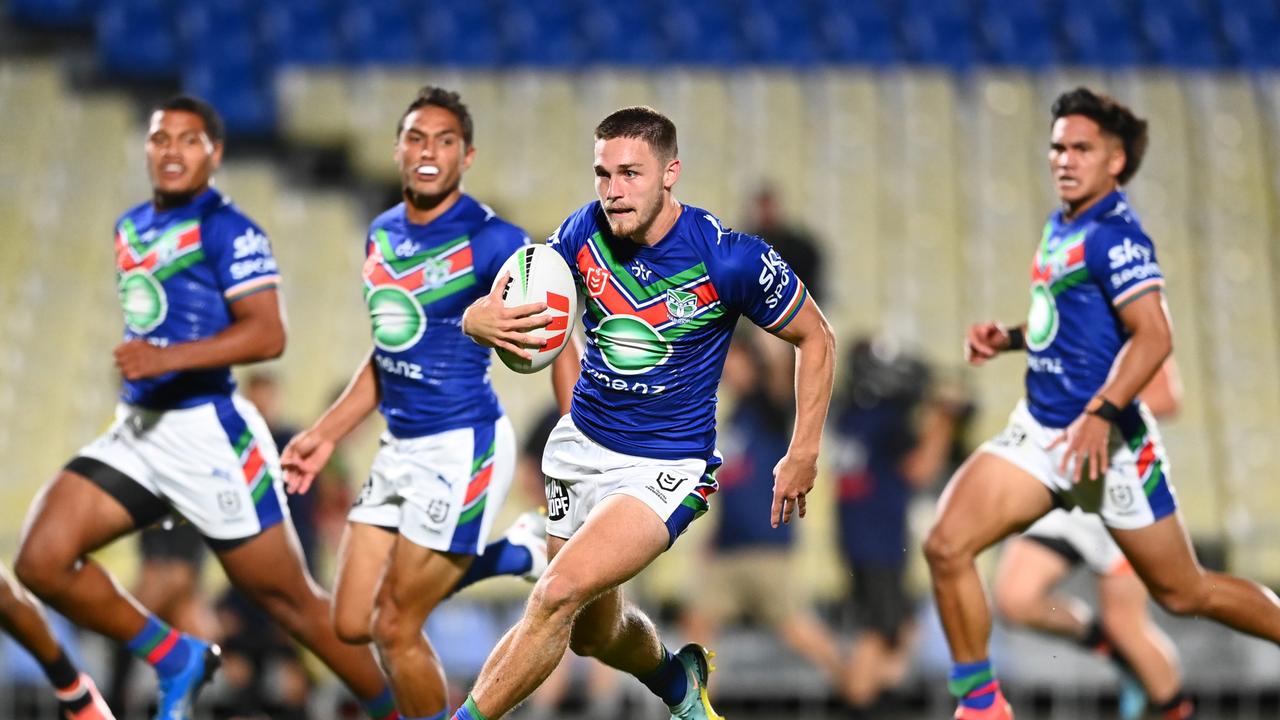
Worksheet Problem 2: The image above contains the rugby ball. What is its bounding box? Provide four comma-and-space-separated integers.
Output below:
494, 244, 578, 374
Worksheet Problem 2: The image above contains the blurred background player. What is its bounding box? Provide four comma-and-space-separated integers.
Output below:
681, 328, 843, 691
994, 360, 1194, 720
0, 562, 114, 719
926, 87, 1280, 720
832, 336, 969, 713
456, 105, 836, 720
281, 86, 568, 720
12, 95, 402, 720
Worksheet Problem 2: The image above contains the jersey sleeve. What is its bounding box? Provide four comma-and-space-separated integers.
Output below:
717, 233, 809, 333
544, 203, 595, 286
475, 221, 531, 285
204, 213, 281, 302
1084, 225, 1164, 308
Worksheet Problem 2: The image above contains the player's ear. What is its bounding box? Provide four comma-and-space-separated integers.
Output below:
663, 157, 681, 191
1107, 140, 1126, 181
210, 141, 224, 171
462, 143, 476, 172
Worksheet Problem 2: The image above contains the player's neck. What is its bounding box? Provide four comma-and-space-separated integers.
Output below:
152, 184, 209, 211
404, 187, 462, 226
632, 196, 682, 247
1061, 184, 1117, 222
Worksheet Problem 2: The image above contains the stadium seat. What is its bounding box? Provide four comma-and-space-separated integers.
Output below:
95, 0, 178, 79
7, 0, 96, 29
342, 3, 420, 66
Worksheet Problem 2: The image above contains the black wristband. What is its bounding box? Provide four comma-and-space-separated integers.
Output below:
1005, 326, 1026, 351
1088, 397, 1123, 424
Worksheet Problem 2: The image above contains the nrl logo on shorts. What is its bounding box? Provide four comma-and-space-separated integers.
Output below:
1109, 485, 1135, 510
665, 289, 698, 325
420, 256, 451, 290
217, 490, 242, 517
426, 498, 451, 524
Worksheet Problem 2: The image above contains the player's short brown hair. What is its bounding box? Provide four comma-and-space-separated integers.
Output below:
594, 106, 678, 161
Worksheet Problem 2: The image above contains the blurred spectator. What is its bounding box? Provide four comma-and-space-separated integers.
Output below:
832, 336, 971, 711
745, 183, 826, 303
681, 328, 844, 690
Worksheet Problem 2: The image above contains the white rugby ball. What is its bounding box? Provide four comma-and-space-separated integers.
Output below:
494, 243, 578, 374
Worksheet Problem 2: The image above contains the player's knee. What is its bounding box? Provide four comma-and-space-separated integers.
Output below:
923, 525, 969, 575
370, 596, 415, 650
528, 572, 590, 621
13, 545, 66, 598
1148, 582, 1208, 617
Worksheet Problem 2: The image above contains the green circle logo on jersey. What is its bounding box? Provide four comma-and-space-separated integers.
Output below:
367, 285, 426, 353
118, 269, 167, 333
596, 315, 671, 375
1026, 282, 1059, 351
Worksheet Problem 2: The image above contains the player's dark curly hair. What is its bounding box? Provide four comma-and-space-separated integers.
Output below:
397, 86, 473, 146
153, 95, 225, 145
595, 106, 679, 161
1051, 87, 1149, 185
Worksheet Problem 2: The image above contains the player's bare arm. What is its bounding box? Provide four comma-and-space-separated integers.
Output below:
1050, 290, 1172, 482
461, 270, 551, 360
282, 350, 380, 494
964, 321, 1025, 365
113, 288, 285, 381
769, 299, 836, 527
550, 335, 581, 415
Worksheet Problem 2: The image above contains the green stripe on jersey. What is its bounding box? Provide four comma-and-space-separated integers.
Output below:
589, 233, 708, 300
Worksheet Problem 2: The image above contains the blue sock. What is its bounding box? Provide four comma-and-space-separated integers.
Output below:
125, 615, 192, 678
360, 685, 400, 719
405, 712, 447, 720
639, 647, 688, 706
452, 538, 533, 594
949, 658, 998, 710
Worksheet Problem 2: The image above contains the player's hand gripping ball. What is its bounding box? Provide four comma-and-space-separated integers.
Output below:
494, 244, 577, 373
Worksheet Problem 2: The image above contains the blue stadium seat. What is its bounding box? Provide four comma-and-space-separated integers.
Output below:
177, 1, 259, 65
1139, 0, 1224, 67
96, 0, 178, 79
184, 62, 276, 137
579, 4, 666, 65
500, 2, 584, 67
979, 0, 1058, 68
899, 0, 980, 69
342, 3, 420, 65
819, 1, 900, 65
661, 0, 746, 65
738, 0, 821, 65
1217, 1, 1280, 67
260, 3, 344, 65
9, 0, 97, 29
1060, 1, 1147, 66
418, 0, 503, 66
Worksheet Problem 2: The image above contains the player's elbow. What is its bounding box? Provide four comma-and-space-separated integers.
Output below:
257, 322, 287, 360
